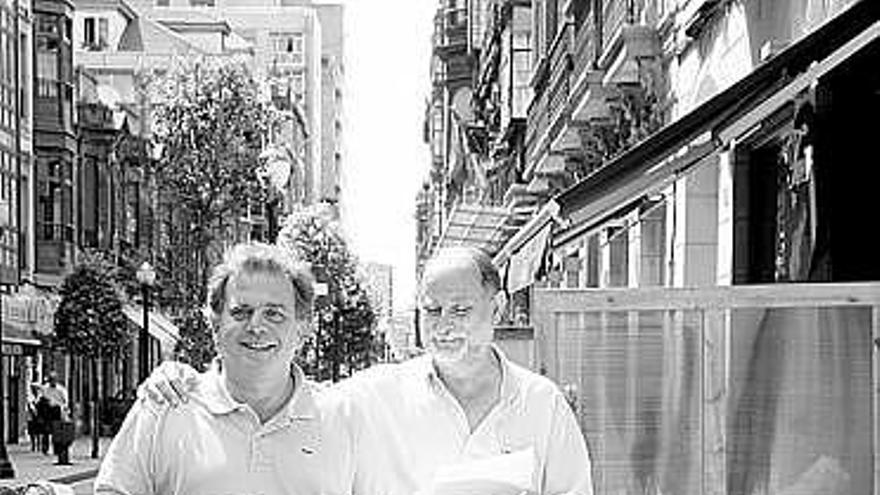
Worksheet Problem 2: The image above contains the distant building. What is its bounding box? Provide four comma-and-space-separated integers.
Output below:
416, 1, 880, 492
386, 310, 417, 362
33, 0, 77, 286
126, 0, 344, 219
362, 261, 392, 322
314, 3, 343, 214
361, 261, 392, 360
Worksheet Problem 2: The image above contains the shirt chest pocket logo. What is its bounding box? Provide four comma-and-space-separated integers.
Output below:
496, 426, 537, 456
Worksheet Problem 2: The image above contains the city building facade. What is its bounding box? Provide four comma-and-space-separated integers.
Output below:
33, 0, 76, 286
0, 0, 38, 443
128, 0, 343, 219
418, 1, 880, 493
362, 261, 392, 361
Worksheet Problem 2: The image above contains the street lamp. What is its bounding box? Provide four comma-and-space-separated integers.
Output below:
313, 281, 328, 379
136, 261, 156, 382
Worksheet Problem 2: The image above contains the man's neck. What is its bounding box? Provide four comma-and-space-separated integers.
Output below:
223, 366, 295, 424
434, 346, 501, 402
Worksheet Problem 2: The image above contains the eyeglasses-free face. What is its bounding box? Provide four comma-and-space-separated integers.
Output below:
420, 255, 495, 364
215, 270, 305, 376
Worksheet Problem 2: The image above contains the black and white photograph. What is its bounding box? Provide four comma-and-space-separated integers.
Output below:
0, 0, 877, 493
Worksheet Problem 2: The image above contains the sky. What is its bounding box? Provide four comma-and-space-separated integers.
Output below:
334, 0, 437, 312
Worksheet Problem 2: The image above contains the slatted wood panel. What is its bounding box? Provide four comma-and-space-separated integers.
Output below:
532, 283, 880, 495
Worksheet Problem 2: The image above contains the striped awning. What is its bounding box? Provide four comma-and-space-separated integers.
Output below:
436, 202, 526, 256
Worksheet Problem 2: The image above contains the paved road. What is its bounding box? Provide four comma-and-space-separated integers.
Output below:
70, 478, 94, 495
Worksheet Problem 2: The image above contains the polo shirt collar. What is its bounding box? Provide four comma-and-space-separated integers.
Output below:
194, 360, 318, 420
422, 344, 522, 404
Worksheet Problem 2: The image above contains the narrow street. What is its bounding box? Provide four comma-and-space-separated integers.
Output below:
0, 0, 877, 493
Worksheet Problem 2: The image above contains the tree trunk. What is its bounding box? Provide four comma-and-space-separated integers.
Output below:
91, 356, 100, 459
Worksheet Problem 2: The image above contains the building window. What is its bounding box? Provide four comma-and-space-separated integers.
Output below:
36, 14, 58, 35
291, 71, 304, 103
270, 32, 303, 66
36, 15, 60, 88
83, 17, 109, 50
83, 17, 94, 45
19, 33, 28, 119
36, 158, 74, 243
606, 225, 629, 287
639, 200, 666, 286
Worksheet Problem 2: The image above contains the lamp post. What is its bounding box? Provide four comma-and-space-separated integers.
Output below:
136, 262, 156, 382
314, 281, 328, 378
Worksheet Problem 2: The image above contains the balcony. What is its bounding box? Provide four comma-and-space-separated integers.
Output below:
36, 236, 75, 275
545, 24, 573, 145
503, 182, 543, 218
433, 8, 469, 60
597, 0, 659, 86
525, 22, 573, 176
37, 223, 75, 243
570, 8, 612, 124
78, 102, 113, 129
525, 81, 549, 169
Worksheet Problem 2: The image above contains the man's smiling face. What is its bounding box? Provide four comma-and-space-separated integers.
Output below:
214, 269, 303, 377
420, 253, 495, 364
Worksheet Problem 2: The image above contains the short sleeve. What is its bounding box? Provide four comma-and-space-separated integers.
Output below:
94, 400, 162, 495
542, 392, 594, 495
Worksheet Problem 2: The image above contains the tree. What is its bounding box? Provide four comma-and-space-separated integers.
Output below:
53, 251, 131, 458
276, 205, 378, 381
150, 59, 276, 370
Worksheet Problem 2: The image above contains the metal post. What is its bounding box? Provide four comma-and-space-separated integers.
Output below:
136, 261, 155, 383
0, 290, 15, 478
139, 284, 149, 382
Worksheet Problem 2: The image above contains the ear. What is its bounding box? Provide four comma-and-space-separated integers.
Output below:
491, 289, 508, 324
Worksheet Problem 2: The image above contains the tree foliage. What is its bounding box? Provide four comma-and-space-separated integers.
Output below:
174, 309, 216, 372
53, 251, 131, 359
150, 59, 276, 366
276, 205, 378, 381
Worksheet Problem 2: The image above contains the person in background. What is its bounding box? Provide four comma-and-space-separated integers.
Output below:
41, 372, 69, 421
26, 382, 43, 452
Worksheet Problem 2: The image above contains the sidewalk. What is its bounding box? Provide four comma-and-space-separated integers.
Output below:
0, 435, 113, 489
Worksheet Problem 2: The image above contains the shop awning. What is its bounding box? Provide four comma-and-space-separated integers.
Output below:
555, 1, 880, 228
1, 320, 42, 346
123, 305, 181, 347
436, 202, 525, 256
507, 223, 553, 293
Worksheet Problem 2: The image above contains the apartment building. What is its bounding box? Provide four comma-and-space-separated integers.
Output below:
418, 1, 879, 493
127, 0, 344, 217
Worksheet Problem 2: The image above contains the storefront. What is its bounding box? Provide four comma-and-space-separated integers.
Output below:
524, 3, 880, 494
1, 286, 59, 442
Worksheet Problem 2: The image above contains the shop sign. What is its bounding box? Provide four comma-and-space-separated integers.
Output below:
1, 289, 60, 336
1, 343, 23, 356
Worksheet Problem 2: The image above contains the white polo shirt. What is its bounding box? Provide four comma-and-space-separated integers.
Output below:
340, 347, 594, 495
95, 363, 359, 495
